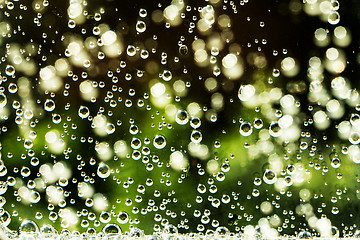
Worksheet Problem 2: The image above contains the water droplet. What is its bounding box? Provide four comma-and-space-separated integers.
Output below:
269, 121, 282, 137
162, 70, 172, 81
5, 65, 15, 76
78, 106, 90, 119
44, 99, 55, 112
0, 181, 8, 195
190, 130, 203, 143
24, 139, 33, 149
176, 110, 189, 125
239, 122, 253, 137
8, 83, 18, 93
100, 211, 111, 223
127, 45, 136, 56
106, 123, 115, 134
117, 212, 129, 224
0, 93, 7, 108
263, 170, 277, 184
153, 135, 167, 149
139, 8, 147, 17
297, 230, 312, 239
52, 114, 62, 124
190, 117, 201, 129
97, 162, 110, 178
328, 11, 340, 25
0, 209, 11, 227
136, 20, 146, 33
19, 220, 39, 235
179, 45, 189, 55
103, 223, 122, 235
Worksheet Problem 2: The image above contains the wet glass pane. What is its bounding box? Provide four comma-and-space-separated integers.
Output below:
0, 0, 359, 238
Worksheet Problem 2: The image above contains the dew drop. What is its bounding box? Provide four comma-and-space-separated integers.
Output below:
162, 70, 172, 81
0, 93, 7, 108
103, 223, 122, 235
117, 212, 129, 224
136, 20, 146, 33
328, 11, 340, 25
153, 135, 167, 149
97, 162, 111, 178
44, 99, 55, 112
239, 122, 253, 137
190, 130, 203, 143
5, 65, 15, 76
176, 110, 189, 125
263, 170, 277, 184
78, 106, 90, 119
19, 220, 39, 235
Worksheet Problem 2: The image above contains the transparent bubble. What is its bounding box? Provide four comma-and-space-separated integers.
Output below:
332, 206, 339, 214
52, 114, 62, 124
190, 117, 201, 129
349, 132, 360, 145
211, 198, 221, 208
176, 110, 189, 125
263, 170, 277, 184
8, 83, 18, 93
190, 130, 203, 143
97, 162, 110, 178
58, 177, 68, 187
103, 223, 122, 235
68, 20, 76, 28
0, 196, 6, 208
0, 181, 8, 195
179, 45, 189, 55
106, 123, 115, 134
40, 225, 57, 237
136, 20, 146, 33
269, 121, 282, 137
153, 135, 167, 149
100, 211, 111, 223
216, 172, 225, 182
130, 228, 144, 238
30, 191, 41, 204
5, 65, 15, 76
239, 122, 253, 137
253, 118, 263, 129
272, 68, 280, 77
78, 106, 90, 119
24, 139, 33, 149
297, 230, 312, 239
129, 125, 139, 135
140, 49, 149, 59
197, 184, 206, 194
0, 93, 7, 108
330, 0, 340, 11
162, 70, 172, 81
163, 224, 178, 235
0, 209, 11, 227
331, 157, 341, 168
131, 138, 142, 150
21, 167, 31, 177
19, 220, 39, 234
44, 99, 55, 112
127, 45, 136, 56
328, 11, 340, 25
117, 212, 129, 224
139, 8, 147, 17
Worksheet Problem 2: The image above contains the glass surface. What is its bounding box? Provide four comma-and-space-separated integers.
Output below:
0, 0, 359, 238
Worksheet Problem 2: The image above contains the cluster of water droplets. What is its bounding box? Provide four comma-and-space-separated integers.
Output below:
0, 0, 359, 239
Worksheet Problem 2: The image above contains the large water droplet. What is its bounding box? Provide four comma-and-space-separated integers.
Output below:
153, 135, 167, 149
176, 110, 189, 125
